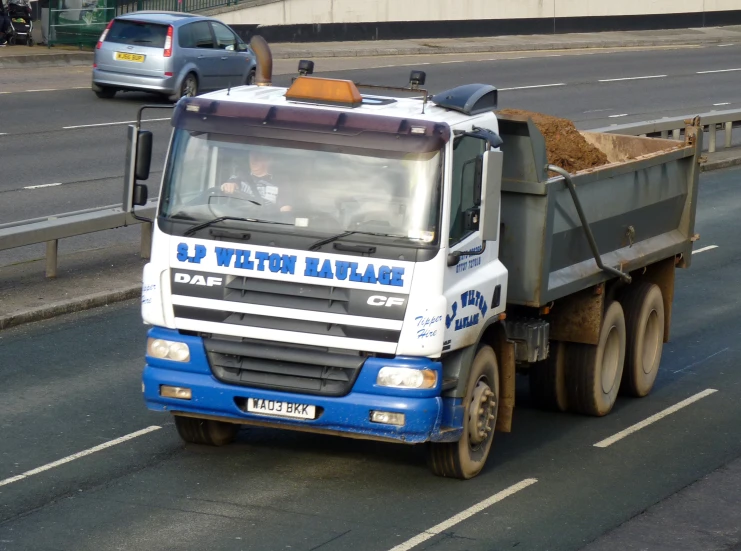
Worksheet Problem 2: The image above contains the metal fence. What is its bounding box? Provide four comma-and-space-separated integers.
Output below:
116, 0, 241, 15
47, 0, 242, 48
590, 108, 741, 153
48, 0, 116, 48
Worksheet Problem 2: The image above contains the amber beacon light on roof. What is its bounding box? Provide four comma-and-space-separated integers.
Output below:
285, 76, 364, 108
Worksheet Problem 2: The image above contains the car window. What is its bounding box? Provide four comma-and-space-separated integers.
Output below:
106, 20, 168, 48
210, 22, 236, 49
179, 21, 214, 49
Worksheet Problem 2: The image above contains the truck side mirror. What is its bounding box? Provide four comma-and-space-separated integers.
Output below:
135, 130, 153, 181
133, 183, 148, 206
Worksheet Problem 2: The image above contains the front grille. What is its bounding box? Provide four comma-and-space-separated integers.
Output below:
204, 337, 367, 397
225, 276, 350, 315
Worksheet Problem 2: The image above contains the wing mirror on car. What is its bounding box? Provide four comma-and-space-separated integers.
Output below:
133, 183, 148, 206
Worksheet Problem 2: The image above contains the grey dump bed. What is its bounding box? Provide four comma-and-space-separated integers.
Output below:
496, 114, 703, 308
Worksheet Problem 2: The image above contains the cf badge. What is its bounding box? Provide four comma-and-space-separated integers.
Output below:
367, 295, 405, 307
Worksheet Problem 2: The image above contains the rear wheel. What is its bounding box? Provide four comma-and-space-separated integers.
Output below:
427, 345, 499, 479
174, 415, 239, 446
619, 282, 664, 397
529, 340, 569, 412
246, 68, 256, 85
566, 300, 626, 416
180, 73, 198, 98
94, 86, 116, 99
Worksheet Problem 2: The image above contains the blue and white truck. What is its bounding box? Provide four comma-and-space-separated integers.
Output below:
128, 37, 703, 479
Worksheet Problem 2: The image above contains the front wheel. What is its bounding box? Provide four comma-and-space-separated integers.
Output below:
174, 415, 239, 446
426, 345, 500, 479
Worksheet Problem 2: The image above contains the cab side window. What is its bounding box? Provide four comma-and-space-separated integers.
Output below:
449, 136, 485, 245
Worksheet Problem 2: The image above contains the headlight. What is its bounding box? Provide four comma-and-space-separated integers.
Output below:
147, 338, 191, 362
376, 366, 437, 389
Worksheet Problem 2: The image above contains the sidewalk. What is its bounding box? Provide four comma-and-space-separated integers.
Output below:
580, 454, 741, 550
2, 24, 741, 68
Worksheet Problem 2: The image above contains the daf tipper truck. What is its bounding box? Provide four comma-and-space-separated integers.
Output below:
128, 38, 703, 479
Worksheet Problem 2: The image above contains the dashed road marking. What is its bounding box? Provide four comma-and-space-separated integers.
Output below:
63, 117, 171, 129
714, 102, 731, 106
693, 245, 719, 254
0, 426, 162, 487
609, 114, 629, 118
593, 389, 718, 448
499, 83, 565, 91
386, 478, 539, 551
599, 75, 667, 82
697, 68, 741, 74
26, 88, 58, 92
24, 183, 62, 190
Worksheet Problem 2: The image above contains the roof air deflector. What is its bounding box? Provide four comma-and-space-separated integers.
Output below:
431, 84, 498, 116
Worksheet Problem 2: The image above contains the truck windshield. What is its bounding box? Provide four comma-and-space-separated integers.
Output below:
159, 130, 442, 245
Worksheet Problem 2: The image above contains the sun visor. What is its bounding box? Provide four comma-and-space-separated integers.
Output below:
172, 97, 451, 154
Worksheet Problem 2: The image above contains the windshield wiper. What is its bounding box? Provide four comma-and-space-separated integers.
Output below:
308, 230, 412, 251
183, 216, 292, 237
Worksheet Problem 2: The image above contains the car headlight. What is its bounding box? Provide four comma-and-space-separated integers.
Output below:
147, 338, 190, 362
376, 366, 437, 389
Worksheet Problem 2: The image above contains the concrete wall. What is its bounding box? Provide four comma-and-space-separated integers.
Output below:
219, 0, 741, 26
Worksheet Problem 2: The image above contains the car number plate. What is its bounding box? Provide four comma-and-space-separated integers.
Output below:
115, 52, 145, 62
247, 398, 316, 420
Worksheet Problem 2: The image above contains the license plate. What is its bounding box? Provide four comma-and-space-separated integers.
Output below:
247, 398, 316, 420
115, 52, 145, 62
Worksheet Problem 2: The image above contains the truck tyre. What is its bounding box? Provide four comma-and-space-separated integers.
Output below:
529, 340, 569, 412
426, 345, 499, 480
619, 282, 664, 397
174, 415, 238, 446
567, 300, 626, 416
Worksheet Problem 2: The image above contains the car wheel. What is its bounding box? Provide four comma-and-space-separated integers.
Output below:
180, 73, 198, 98
246, 68, 256, 85
94, 86, 117, 99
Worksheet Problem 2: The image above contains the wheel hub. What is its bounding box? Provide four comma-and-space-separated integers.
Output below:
468, 380, 496, 446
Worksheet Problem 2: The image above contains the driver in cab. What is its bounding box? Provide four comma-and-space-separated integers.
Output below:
220, 150, 292, 212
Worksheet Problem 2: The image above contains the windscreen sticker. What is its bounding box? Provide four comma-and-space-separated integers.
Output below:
175, 242, 407, 288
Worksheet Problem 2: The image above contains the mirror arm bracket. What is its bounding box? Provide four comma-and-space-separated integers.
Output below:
447, 240, 487, 267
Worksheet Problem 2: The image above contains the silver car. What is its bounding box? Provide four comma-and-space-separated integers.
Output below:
92, 11, 257, 101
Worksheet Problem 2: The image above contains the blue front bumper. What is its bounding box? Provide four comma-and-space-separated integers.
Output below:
142, 327, 462, 444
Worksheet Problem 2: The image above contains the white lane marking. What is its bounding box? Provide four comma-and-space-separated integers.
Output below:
26, 88, 58, 92
24, 183, 63, 189
63, 117, 170, 129
593, 389, 718, 448
718, 44, 735, 47
714, 102, 731, 106
499, 83, 565, 91
673, 348, 730, 374
546, 54, 562, 57
599, 75, 667, 82
697, 68, 741, 74
584, 108, 613, 113
386, 478, 538, 551
0, 426, 161, 487
439, 60, 464, 64
693, 245, 718, 254
609, 114, 629, 118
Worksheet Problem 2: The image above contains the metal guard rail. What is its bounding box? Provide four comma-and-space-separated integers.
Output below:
0, 200, 157, 278
590, 107, 741, 153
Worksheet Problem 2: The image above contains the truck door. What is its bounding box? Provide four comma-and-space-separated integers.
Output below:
443, 135, 506, 350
